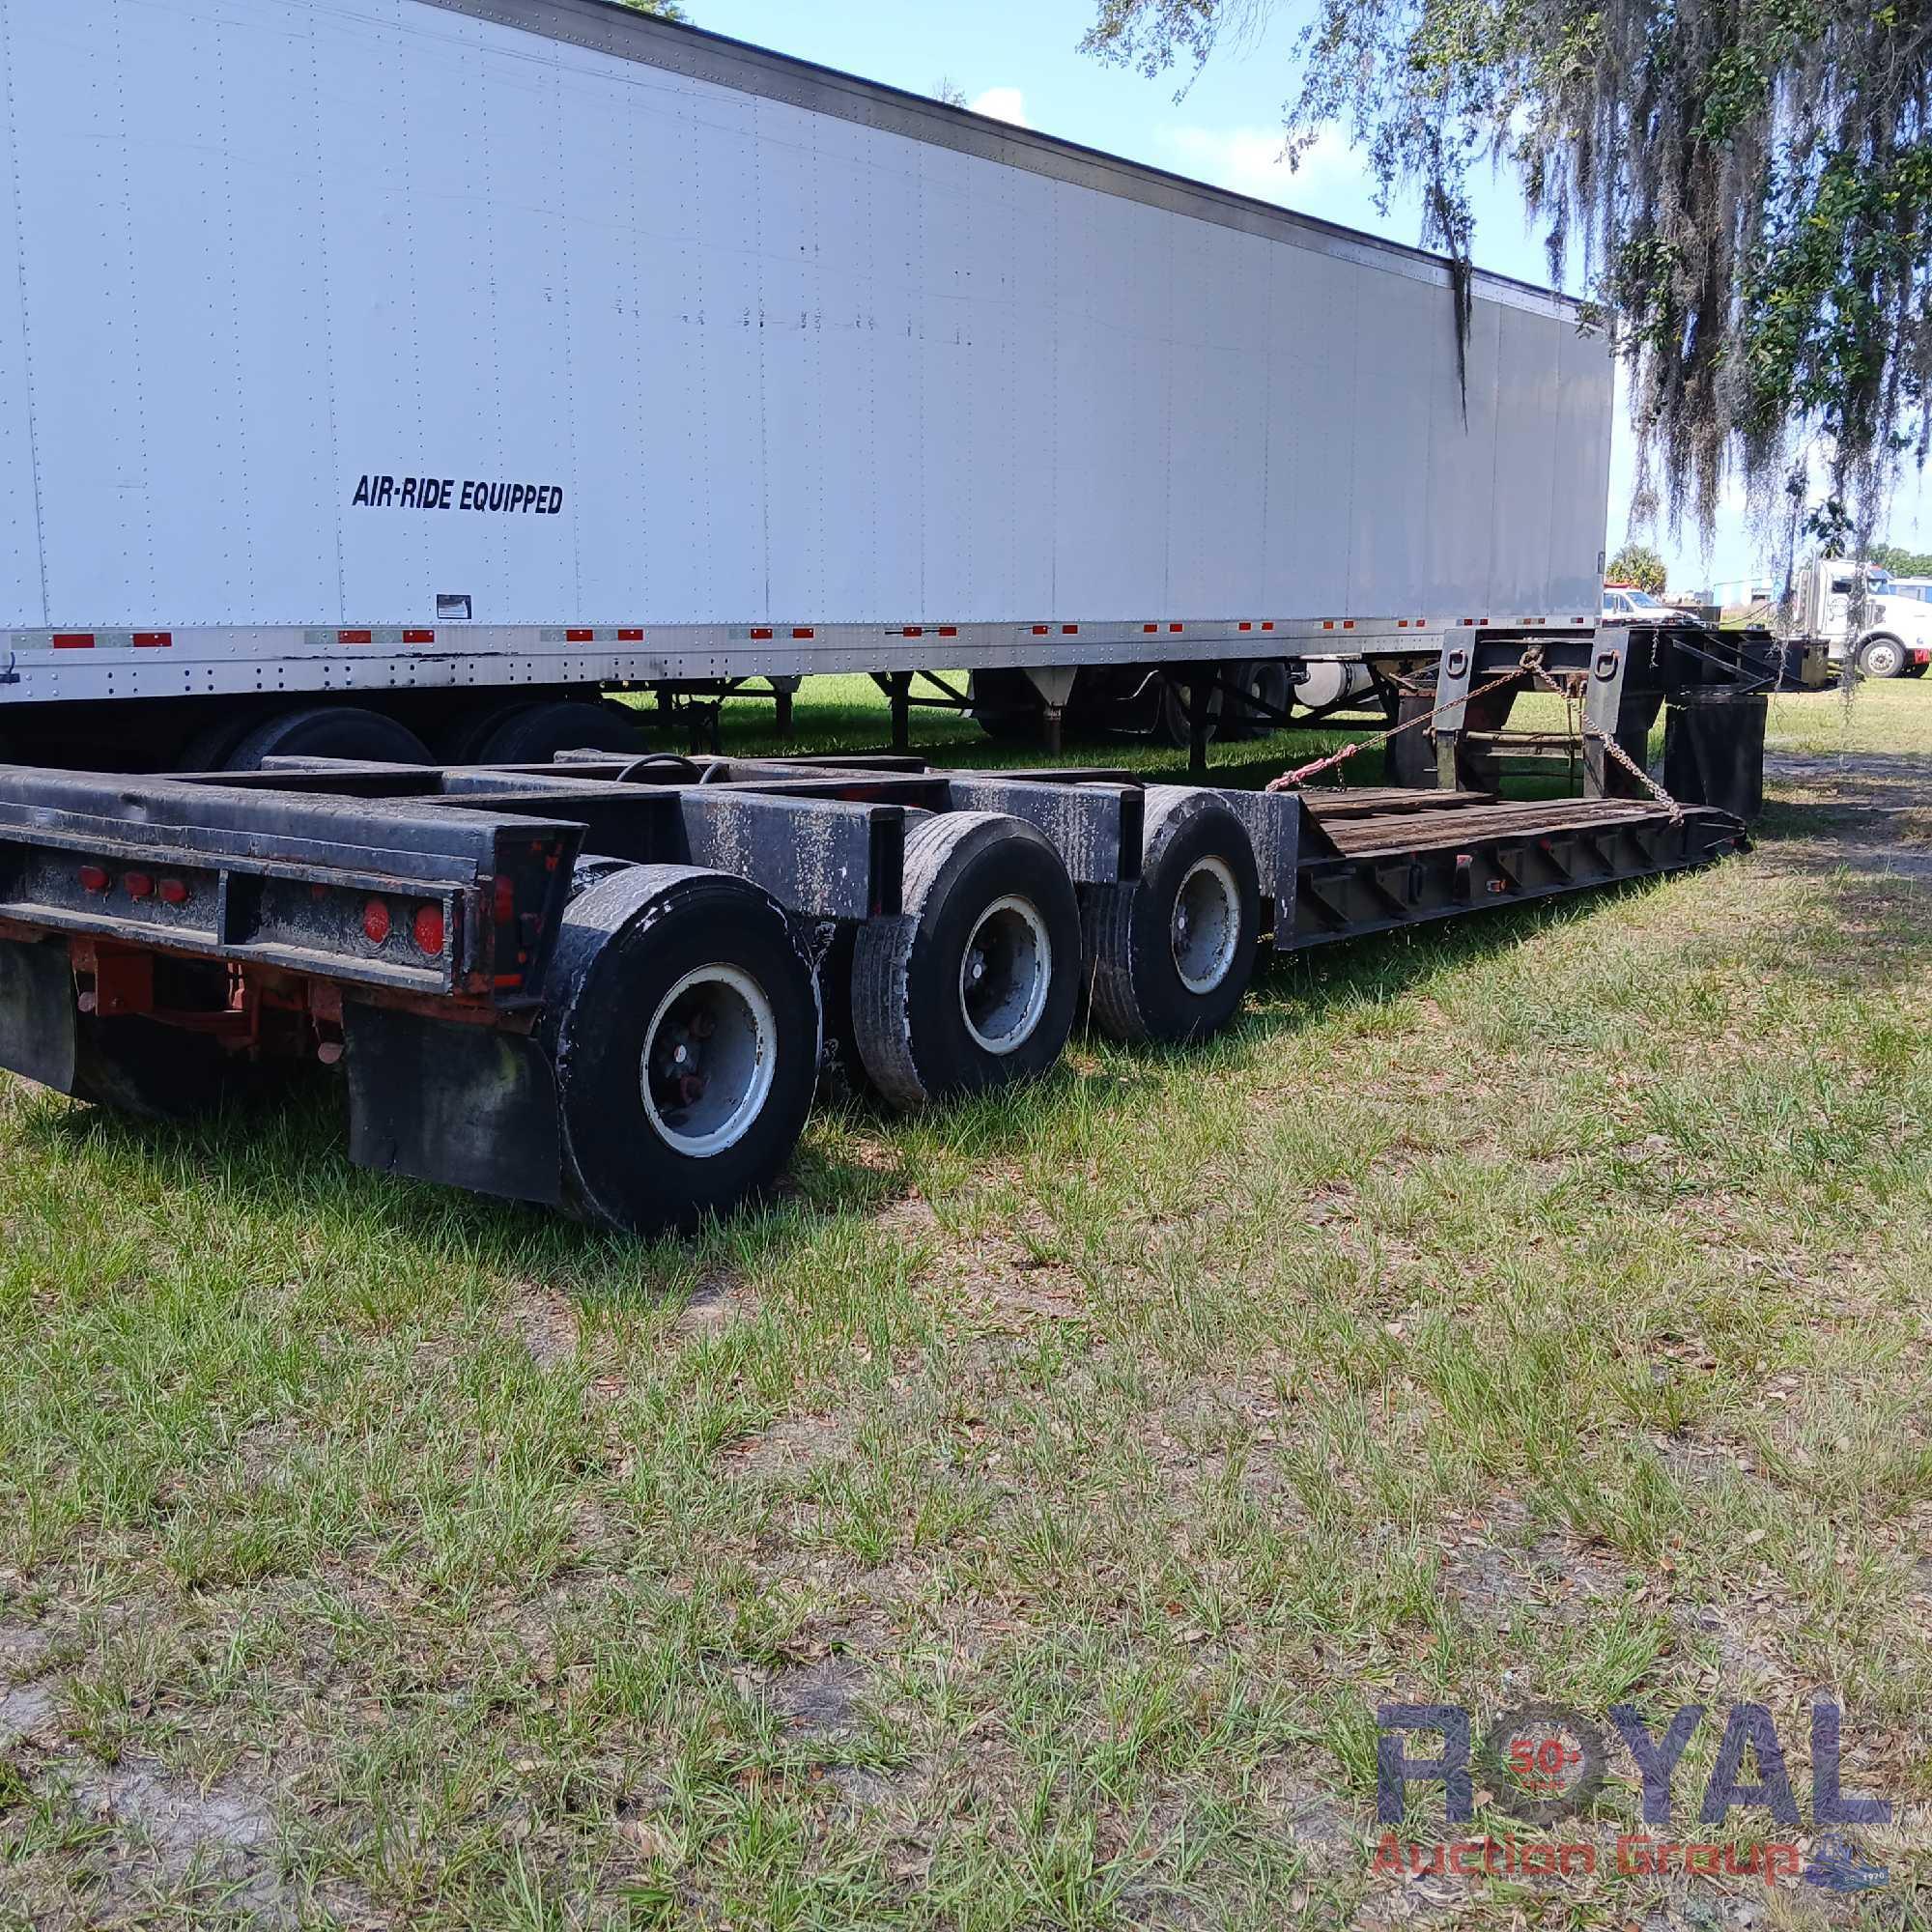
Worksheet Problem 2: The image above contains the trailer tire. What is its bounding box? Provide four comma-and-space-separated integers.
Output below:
1152, 674, 1221, 749
1080, 787, 1260, 1045
540, 866, 818, 1232
469, 699, 648, 764
223, 705, 431, 771
1224, 659, 1291, 739
851, 813, 1079, 1108
969, 670, 1043, 741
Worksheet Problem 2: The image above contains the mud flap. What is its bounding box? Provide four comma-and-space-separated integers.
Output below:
344, 1006, 562, 1207
0, 937, 76, 1093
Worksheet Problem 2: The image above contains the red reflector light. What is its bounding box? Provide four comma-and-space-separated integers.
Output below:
402, 629, 435, 644
566, 628, 594, 641
901, 626, 923, 638
1262, 621, 1274, 631
362, 898, 391, 945
1238, 621, 1252, 631
339, 629, 373, 644
1168, 623, 1182, 633
78, 866, 109, 893
493, 876, 516, 924
1062, 624, 1078, 635
617, 628, 644, 641
1343, 620, 1355, 630
413, 904, 445, 955
131, 631, 172, 648
124, 872, 154, 900
1143, 623, 1158, 634
937, 625, 957, 638
52, 633, 94, 649
791, 627, 813, 639
750, 627, 774, 639
1031, 624, 1049, 635
158, 878, 189, 906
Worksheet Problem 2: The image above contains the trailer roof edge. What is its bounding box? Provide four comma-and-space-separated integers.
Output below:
421, 0, 1586, 324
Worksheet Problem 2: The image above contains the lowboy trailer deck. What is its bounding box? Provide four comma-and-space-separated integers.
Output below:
0, 755, 1743, 1231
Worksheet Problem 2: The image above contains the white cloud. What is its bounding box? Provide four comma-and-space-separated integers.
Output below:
1157, 125, 1357, 207
968, 86, 1030, 128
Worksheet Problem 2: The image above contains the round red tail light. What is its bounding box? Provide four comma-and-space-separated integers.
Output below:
124, 872, 154, 900
362, 898, 391, 945
412, 904, 445, 955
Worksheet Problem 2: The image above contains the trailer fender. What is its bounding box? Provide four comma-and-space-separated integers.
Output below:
0, 936, 76, 1094
345, 1006, 563, 1208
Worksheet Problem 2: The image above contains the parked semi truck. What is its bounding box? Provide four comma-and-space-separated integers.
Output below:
0, 0, 1621, 770
1786, 560, 1932, 679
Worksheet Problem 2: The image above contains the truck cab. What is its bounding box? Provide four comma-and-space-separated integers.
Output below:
1798, 558, 1932, 678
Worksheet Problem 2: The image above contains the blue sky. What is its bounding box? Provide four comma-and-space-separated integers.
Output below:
696, 0, 1932, 591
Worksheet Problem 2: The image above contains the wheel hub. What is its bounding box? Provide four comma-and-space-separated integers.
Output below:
1171, 857, 1240, 995
958, 895, 1052, 1055
640, 964, 777, 1156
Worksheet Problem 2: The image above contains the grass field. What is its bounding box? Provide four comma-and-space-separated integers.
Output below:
1, 677, 1927, 1929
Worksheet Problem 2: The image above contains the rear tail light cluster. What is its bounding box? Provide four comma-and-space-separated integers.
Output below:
361, 896, 445, 955
77, 864, 189, 905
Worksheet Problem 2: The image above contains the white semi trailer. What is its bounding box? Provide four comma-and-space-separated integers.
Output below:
0, 0, 1614, 769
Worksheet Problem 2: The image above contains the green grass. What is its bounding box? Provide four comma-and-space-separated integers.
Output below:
0, 674, 1927, 1928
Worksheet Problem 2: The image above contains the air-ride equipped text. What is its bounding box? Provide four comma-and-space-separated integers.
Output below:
351, 475, 563, 515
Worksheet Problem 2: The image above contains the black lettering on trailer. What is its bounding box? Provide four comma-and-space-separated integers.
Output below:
352, 475, 549, 512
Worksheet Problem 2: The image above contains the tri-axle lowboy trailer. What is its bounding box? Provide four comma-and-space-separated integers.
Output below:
0, 753, 1745, 1230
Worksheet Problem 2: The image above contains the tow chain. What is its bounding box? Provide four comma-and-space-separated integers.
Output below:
1266, 643, 1684, 824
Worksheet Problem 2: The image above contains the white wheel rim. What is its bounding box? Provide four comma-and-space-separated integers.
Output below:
639, 964, 778, 1157
958, 895, 1052, 1055
1171, 856, 1241, 995
1868, 642, 1900, 673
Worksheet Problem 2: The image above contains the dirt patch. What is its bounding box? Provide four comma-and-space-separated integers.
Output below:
503, 1279, 582, 1369
726, 1411, 854, 1476
1762, 749, 1932, 884
61, 1757, 291, 1921
769, 1655, 869, 1735
677, 1271, 758, 1335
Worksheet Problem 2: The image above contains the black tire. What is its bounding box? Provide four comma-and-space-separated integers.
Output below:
969, 669, 1042, 742
1080, 787, 1261, 1045
538, 865, 819, 1232
851, 813, 1079, 1109
1856, 634, 1907, 679
177, 712, 261, 773
470, 698, 647, 764
224, 705, 431, 772
1222, 659, 1291, 739
1151, 673, 1222, 749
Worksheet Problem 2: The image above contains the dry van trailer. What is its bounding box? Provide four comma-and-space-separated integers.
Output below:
0, 752, 1744, 1230
0, 0, 1611, 773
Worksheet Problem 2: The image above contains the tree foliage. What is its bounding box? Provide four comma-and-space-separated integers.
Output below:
1605, 542, 1667, 592
620, 0, 688, 19
1869, 539, 1932, 574
1083, 0, 1932, 553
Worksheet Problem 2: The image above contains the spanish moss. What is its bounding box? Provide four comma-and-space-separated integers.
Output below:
1085, 0, 1932, 556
